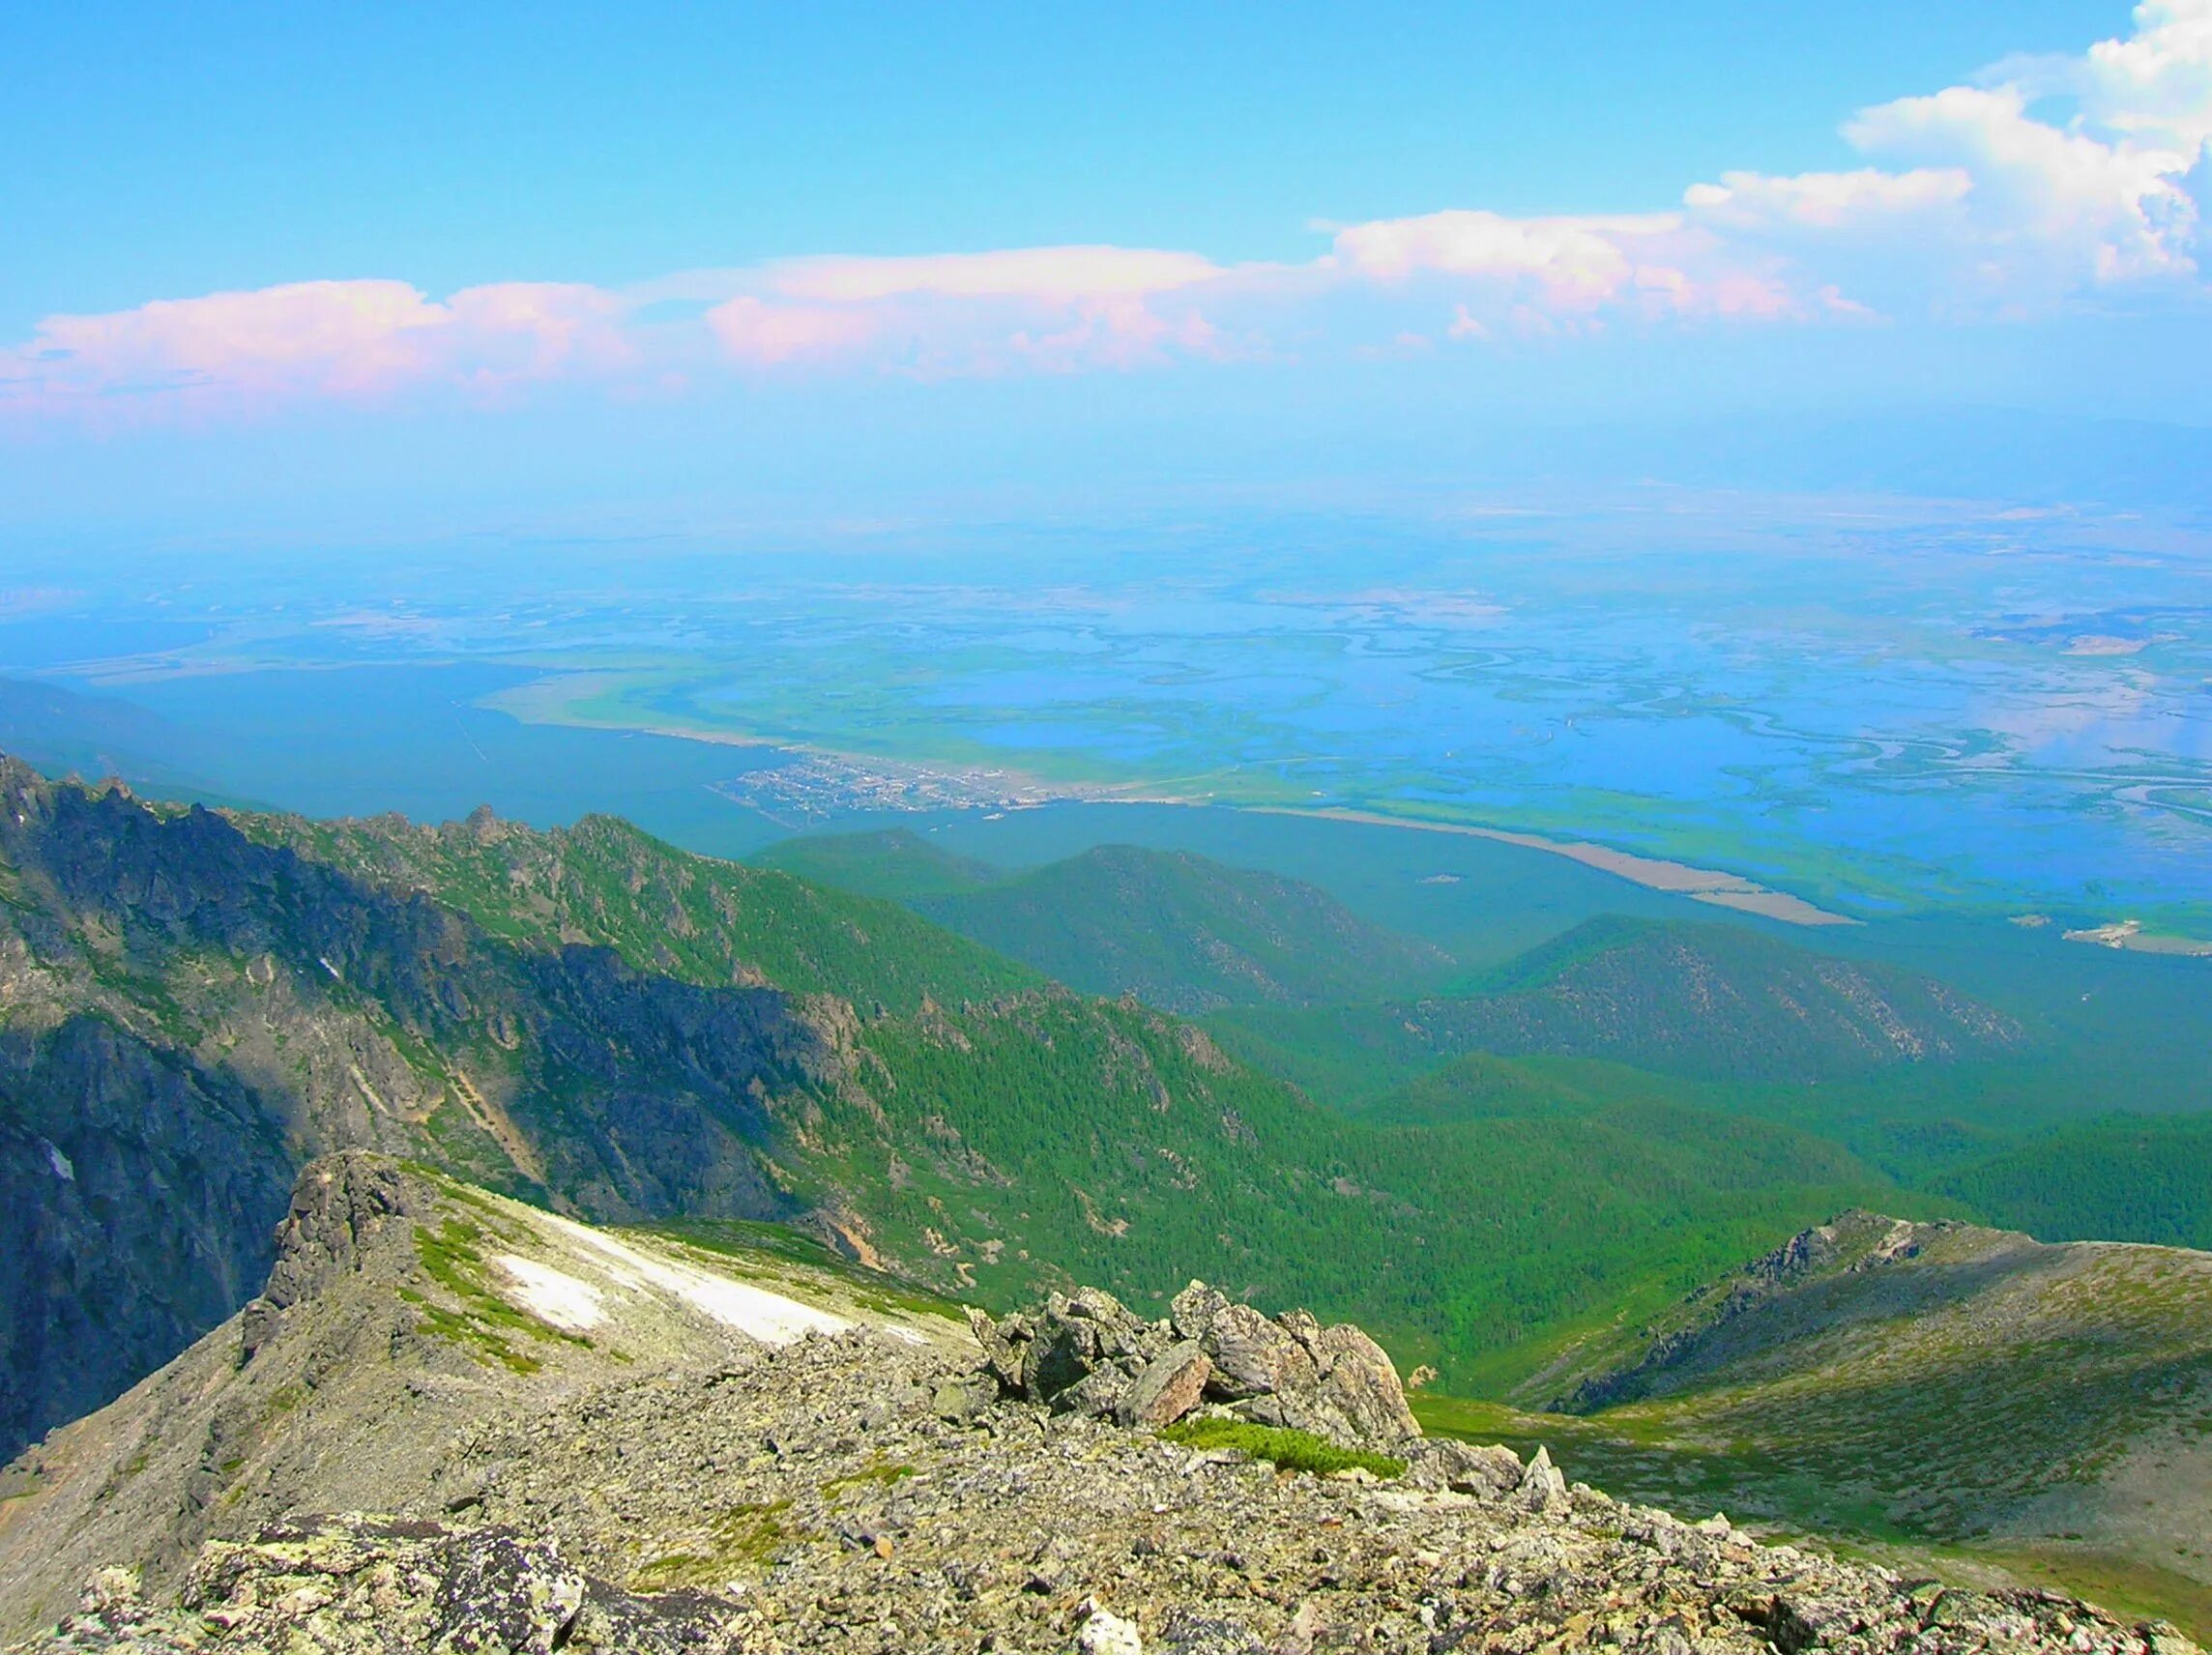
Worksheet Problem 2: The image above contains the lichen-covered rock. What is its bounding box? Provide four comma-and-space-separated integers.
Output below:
1302, 1321, 1420, 1443
1515, 1443, 1570, 1514
31, 1515, 740, 1654
1199, 1303, 1317, 1400
1079, 1603, 1146, 1655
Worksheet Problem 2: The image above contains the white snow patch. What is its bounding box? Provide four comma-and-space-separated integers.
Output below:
536, 1212, 856, 1345
494, 1255, 605, 1332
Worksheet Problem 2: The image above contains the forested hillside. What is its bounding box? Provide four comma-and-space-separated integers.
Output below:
759, 832, 1455, 1012
1213, 916, 2021, 1094
0, 757, 1900, 1460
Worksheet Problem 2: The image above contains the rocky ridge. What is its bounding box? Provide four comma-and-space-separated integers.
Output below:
5, 1155, 2197, 1655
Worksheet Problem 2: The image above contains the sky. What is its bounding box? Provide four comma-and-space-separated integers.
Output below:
3, 1, 2209, 538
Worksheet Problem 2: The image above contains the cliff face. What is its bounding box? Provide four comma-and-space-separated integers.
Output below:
0, 761, 825, 1460
0, 1015, 295, 1465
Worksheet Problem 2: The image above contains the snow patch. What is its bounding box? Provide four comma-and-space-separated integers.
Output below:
494, 1255, 605, 1332
537, 1212, 857, 1345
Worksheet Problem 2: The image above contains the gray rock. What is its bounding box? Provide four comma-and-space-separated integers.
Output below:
1303, 1322, 1419, 1443
1079, 1604, 1145, 1655
1159, 1609, 1268, 1655
933, 1376, 997, 1423
1408, 1438, 1525, 1498
1169, 1281, 1231, 1343
1063, 1364, 1135, 1420
1515, 1444, 1569, 1514
1201, 1304, 1316, 1400
1118, 1343, 1212, 1429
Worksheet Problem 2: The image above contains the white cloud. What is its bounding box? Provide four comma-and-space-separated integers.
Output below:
2, 278, 630, 416
4, 4, 2206, 419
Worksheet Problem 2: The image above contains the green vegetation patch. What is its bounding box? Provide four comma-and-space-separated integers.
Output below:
822, 1458, 918, 1496
631, 1499, 799, 1588
1159, 1417, 1406, 1479
405, 1218, 591, 1374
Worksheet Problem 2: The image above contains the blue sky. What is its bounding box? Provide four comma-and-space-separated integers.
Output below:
4, 2, 2207, 537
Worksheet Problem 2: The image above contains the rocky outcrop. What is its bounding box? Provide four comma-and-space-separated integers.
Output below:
1, 1166, 2194, 1655
974, 1279, 1419, 1446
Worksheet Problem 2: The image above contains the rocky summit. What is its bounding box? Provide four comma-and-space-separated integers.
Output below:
2, 1154, 2200, 1655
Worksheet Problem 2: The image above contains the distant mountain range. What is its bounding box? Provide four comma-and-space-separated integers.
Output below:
756, 834, 2024, 1078
0, 756, 1891, 1464
1215, 914, 2023, 1095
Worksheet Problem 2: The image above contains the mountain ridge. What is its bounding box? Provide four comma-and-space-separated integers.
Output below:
3, 1153, 2185, 1655
1212, 914, 2023, 1102
1499, 1210, 2212, 1618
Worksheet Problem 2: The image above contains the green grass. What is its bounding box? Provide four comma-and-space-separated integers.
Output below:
822, 1459, 918, 1496
406, 1218, 592, 1374
630, 1499, 800, 1588
1159, 1417, 1407, 1479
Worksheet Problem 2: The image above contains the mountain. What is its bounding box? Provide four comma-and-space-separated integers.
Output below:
0, 676, 225, 800
0, 756, 1894, 1460
1213, 915, 2023, 1100
919, 842, 1455, 1014
0, 1153, 2167, 1655
0, 1151, 967, 1640
1499, 1212, 2212, 1624
749, 826, 1001, 904
1930, 1115, 2212, 1251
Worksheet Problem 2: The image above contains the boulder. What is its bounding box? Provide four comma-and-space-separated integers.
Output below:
1305, 1322, 1420, 1443
1516, 1444, 1569, 1514
975, 1287, 1173, 1411
1079, 1604, 1145, 1655
1408, 1438, 1526, 1498
1118, 1343, 1212, 1429
1169, 1280, 1231, 1343
1062, 1365, 1134, 1421
1201, 1304, 1316, 1400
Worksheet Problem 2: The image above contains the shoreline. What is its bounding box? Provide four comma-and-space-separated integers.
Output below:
1246, 807, 1859, 927
489, 685, 1860, 928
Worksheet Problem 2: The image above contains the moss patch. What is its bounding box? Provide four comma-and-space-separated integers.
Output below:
1159, 1418, 1407, 1479
823, 1458, 918, 1497
631, 1499, 800, 1588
